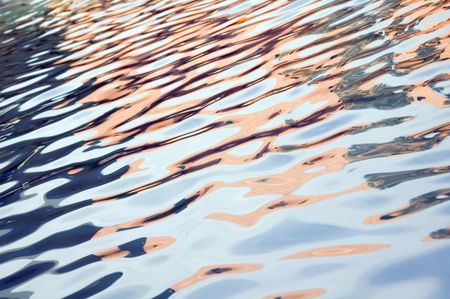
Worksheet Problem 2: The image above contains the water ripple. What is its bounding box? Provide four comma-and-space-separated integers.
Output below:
0, 0, 449, 298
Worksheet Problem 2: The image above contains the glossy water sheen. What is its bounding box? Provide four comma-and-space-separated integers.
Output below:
0, 0, 449, 298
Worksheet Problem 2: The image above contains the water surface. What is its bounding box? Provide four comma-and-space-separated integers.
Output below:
0, 0, 449, 298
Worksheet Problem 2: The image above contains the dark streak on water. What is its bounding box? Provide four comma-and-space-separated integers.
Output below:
0, 0, 449, 298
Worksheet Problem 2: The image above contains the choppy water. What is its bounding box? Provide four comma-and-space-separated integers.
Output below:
0, 0, 449, 298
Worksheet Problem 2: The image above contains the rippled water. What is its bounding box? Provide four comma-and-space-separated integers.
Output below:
0, 0, 449, 298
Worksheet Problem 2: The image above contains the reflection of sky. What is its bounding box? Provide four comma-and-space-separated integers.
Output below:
0, 0, 450, 298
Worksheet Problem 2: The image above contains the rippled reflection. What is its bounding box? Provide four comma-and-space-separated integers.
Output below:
262, 288, 325, 299
283, 243, 390, 259
0, 0, 449, 298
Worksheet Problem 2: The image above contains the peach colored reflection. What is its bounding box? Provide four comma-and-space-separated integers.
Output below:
96, 236, 175, 261
262, 288, 326, 299
172, 263, 262, 291
206, 147, 369, 227
283, 244, 390, 260
207, 183, 368, 228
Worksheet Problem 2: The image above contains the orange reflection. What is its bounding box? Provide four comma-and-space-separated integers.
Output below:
283, 244, 390, 259
207, 183, 367, 227
206, 146, 367, 227
67, 167, 84, 175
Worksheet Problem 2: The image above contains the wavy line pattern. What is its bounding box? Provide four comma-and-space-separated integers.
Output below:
0, 0, 449, 298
